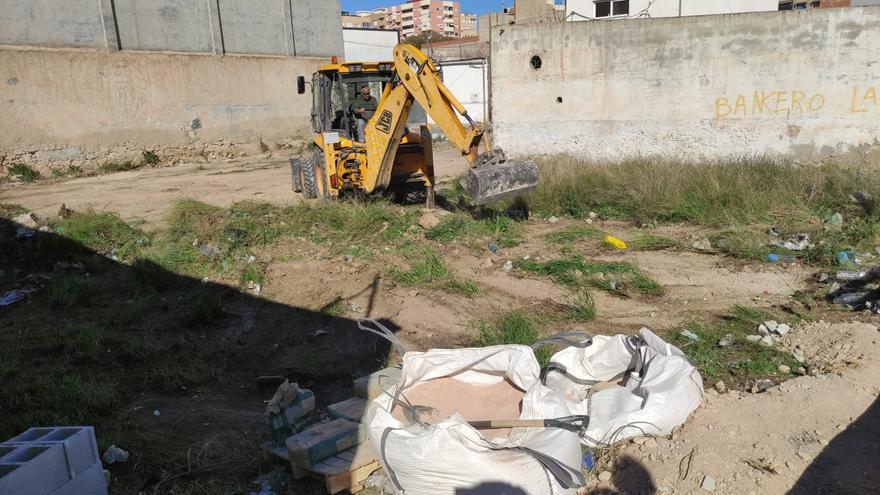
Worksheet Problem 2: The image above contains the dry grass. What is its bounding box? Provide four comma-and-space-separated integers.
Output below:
528, 156, 880, 227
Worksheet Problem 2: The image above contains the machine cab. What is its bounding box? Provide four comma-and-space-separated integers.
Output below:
299, 60, 426, 141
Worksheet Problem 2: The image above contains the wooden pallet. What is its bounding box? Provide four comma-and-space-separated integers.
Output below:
263, 440, 380, 494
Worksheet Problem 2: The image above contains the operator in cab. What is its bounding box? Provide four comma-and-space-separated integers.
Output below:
349, 85, 378, 142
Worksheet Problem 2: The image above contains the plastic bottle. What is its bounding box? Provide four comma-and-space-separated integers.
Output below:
767, 253, 797, 263
836, 269, 872, 281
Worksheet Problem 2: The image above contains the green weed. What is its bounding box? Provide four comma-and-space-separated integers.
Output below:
474, 311, 553, 366
544, 225, 605, 244
142, 150, 160, 165
51, 211, 148, 261
7, 163, 39, 182
240, 264, 265, 287
47, 276, 93, 309
516, 256, 663, 297
566, 285, 596, 321
320, 298, 350, 316
629, 234, 679, 251
390, 251, 480, 296
425, 212, 523, 247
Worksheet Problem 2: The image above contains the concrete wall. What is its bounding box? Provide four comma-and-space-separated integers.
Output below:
114, 0, 216, 53
491, 7, 880, 162
0, 0, 108, 48
0, 0, 343, 174
0, 0, 342, 57
343, 28, 398, 61
565, 0, 778, 19
0, 49, 322, 170
291, 0, 344, 58
220, 0, 293, 55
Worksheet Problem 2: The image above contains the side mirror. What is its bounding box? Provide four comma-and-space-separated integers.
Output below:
296, 76, 306, 95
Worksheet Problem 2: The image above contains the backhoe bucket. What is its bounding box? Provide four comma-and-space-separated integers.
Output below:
462, 160, 540, 205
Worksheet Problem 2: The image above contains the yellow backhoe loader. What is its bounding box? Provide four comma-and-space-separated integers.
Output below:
291, 43, 538, 207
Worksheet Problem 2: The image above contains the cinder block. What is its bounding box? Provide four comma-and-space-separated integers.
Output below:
48, 462, 107, 495
3, 427, 100, 478
353, 366, 401, 400
286, 419, 367, 467
327, 397, 369, 423
0, 443, 71, 495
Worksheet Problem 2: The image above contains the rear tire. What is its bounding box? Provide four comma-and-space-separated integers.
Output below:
302, 147, 322, 199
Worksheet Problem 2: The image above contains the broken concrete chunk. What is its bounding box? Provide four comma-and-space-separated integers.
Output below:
775, 323, 791, 336
701, 475, 716, 492
353, 366, 402, 400
746, 335, 762, 343
286, 419, 367, 467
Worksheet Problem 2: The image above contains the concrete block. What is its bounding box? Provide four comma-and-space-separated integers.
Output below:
286, 419, 367, 467
353, 366, 401, 400
3, 426, 100, 478
327, 397, 369, 423
48, 462, 107, 495
0, 443, 71, 495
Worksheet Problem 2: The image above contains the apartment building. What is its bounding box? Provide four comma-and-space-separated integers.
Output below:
347, 1, 462, 38
460, 13, 478, 37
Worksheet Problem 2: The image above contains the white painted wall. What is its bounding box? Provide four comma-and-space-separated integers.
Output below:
565, 0, 778, 20
440, 59, 489, 122
491, 7, 880, 163
342, 28, 398, 61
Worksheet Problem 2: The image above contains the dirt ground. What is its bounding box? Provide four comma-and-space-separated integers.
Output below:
2, 143, 878, 495
2, 144, 468, 227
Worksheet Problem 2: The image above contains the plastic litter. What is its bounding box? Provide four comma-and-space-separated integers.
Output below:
0, 290, 31, 307
680, 330, 700, 341
769, 233, 812, 251
717, 333, 734, 347
487, 240, 498, 253
767, 253, 797, 263
582, 451, 594, 469
604, 235, 627, 250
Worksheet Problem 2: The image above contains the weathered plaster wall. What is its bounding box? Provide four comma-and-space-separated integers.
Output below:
0, 49, 322, 171
492, 7, 880, 163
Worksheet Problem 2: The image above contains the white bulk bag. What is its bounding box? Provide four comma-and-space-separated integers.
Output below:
360, 320, 584, 495
542, 328, 704, 447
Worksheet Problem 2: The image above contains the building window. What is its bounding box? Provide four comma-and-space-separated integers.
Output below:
595, 0, 629, 18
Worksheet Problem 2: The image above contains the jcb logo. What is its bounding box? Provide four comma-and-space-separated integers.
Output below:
376, 110, 393, 134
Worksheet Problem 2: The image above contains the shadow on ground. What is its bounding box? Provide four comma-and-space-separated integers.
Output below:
0, 217, 397, 494
789, 396, 880, 494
